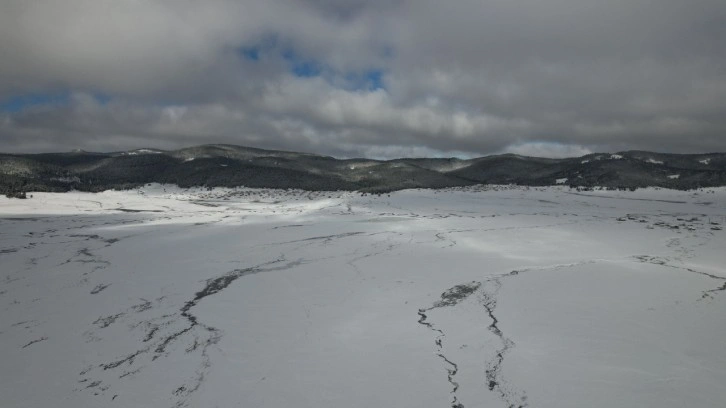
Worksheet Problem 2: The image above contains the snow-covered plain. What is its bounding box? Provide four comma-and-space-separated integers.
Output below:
1, 185, 725, 408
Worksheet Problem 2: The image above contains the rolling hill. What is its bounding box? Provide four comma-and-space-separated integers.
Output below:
1, 144, 725, 196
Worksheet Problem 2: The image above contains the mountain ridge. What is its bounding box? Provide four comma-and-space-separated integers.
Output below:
2, 144, 726, 196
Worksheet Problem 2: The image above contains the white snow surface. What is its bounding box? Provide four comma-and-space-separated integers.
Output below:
123, 149, 162, 156
2, 185, 726, 408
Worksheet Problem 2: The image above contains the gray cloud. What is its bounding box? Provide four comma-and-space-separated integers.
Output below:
1, 0, 725, 158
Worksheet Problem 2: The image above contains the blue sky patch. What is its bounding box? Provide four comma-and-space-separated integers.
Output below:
0, 92, 70, 113
239, 46, 260, 61
282, 50, 324, 78
364, 70, 385, 91
345, 69, 385, 91
0, 91, 113, 113
93, 92, 112, 105
291, 60, 323, 78
238, 42, 386, 90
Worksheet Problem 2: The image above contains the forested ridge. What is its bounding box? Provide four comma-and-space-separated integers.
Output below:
2, 145, 725, 197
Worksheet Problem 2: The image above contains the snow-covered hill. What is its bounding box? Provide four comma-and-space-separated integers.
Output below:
2, 145, 726, 195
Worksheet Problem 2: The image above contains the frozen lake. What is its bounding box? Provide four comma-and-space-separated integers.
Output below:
1, 185, 725, 408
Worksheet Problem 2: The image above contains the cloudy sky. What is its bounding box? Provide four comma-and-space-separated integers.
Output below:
1, 0, 724, 158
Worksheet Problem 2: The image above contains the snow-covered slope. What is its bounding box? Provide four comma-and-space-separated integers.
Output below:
1, 185, 725, 408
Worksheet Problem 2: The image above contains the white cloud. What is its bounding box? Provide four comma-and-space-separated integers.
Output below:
1, 0, 726, 156
505, 142, 593, 158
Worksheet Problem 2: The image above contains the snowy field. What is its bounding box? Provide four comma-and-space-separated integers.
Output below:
1, 185, 725, 408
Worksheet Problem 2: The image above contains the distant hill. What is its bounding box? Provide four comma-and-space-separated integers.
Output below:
1, 144, 725, 196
